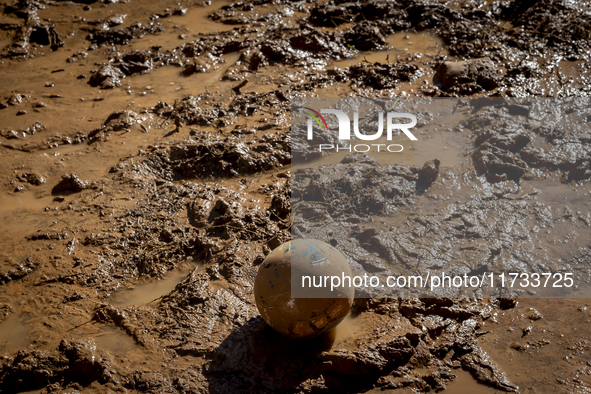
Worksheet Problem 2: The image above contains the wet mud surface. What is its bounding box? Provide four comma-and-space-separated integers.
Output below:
0, 0, 590, 393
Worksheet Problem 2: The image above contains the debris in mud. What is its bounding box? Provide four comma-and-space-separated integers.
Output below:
293, 154, 418, 218
0, 304, 13, 323
103, 110, 142, 131
466, 107, 532, 182
0, 257, 37, 285
58, 339, 110, 385
86, 22, 163, 48
182, 58, 210, 75
1, 11, 63, 58
497, 298, 518, 310
417, 158, 440, 191
309, 0, 409, 30
16, 172, 46, 185
460, 347, 518, 391
289, 24, 339, 53
0, 350, 70, 392
0, 121, 45, 139
88, 64, 125, 89
115, 50, 157, 76
66, 51, 88, 63
1, 93, 27, 108
86, 110, 145, 143
200, 297, 517, 392
51, 173, 89, 195
344, 21, 387, 51
348, 62, 423, 90
464, 100, 591, 183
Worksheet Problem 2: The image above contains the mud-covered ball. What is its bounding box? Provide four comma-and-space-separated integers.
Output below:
254, 239, 354, 339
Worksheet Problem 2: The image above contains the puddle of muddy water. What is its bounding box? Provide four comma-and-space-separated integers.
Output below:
0, 37, 12, 52
0, 191, 57, 269
111, 265, 193, 306
130, 0, 236, 52
0, 315, 33, 353
93, 326, 138, 353
523, 178, 590, 209
125, 51, 240, 101
479, 298, 591, 392
442, 370, 504, 393
332, 31, 447, 69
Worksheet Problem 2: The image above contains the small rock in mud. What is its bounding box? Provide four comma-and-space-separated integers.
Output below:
498, 298, 518, 310
16, 172, 46, 185
4, 93, 26, 107
417, 159, 440, 191
51, 173, 89, 195
0, 257, 37, 285
66, 51, 88, 63
103, 110, 141, 131
88, 64, 125, 89
435, 58, 499, 92
182, 58, 209, 76
106, 14, 127, 27
86, 110, 142, 143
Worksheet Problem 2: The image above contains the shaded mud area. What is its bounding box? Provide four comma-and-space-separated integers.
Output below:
0, 0, 589, 393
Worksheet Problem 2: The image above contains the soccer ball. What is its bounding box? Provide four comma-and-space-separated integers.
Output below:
254, 239, 354, 338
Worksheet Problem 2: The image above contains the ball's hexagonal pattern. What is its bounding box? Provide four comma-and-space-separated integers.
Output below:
254, 239, 354, 338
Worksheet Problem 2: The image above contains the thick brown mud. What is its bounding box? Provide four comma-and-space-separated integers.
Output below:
0, 0, 590, 393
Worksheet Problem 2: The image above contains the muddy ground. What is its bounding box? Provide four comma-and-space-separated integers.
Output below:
0, 0, 590, 393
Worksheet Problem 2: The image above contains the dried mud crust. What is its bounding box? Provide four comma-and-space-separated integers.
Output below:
0, 0, 590, 393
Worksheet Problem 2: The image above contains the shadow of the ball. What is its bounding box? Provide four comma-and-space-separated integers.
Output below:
261, 319, 339, 352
